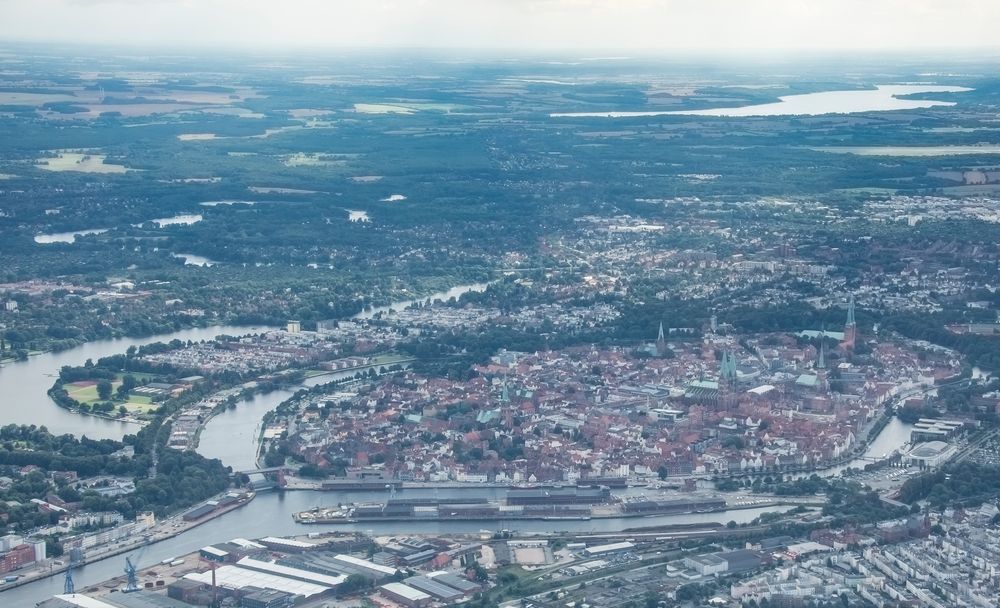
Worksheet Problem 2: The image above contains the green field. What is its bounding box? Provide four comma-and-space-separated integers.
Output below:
65, 376, 161, 414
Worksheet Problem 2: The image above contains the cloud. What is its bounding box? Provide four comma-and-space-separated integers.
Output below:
0, 0, 998, 52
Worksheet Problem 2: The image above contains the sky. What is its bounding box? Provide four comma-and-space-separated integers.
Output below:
1, 0, 998, 53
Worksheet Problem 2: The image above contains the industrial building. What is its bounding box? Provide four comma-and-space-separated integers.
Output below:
181, 502, 217, 522
40, 593, 191, 608
621, 497, 726, 514
240, 586, 296, 608
506, 486, 610, 505
182, 557, 342, 601
427, 571, 482, 595
403, 575, 464, 602
276, 551, 398, 582
910, 418, 965, 442
583, 541, 635, 557
380, 582, 433, 607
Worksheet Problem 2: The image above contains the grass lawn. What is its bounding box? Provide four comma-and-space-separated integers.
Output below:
65, 380, 160, 413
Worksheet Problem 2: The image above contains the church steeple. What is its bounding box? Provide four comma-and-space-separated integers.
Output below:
720, 350, 738, 384
817, 326, 826, 370
842, 294, 857, 351
654, 321, 667, 356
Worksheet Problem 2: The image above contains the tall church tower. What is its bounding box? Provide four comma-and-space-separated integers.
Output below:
816, 326, 826, 370
656, 321, 666, 356
816, 328, 829, 393
719, 350, 739, 410
842, 294, 857, 351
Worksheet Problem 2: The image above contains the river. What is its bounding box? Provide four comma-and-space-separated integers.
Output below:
0, 325, 270, 440
3, 488, 790, 605
824, 417, 914, 477
353, 283, 489, 319
0, 282, 490, 443
197, 370, 360, 471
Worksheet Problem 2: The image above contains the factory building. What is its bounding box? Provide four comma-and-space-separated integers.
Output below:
380, 582, 433, 608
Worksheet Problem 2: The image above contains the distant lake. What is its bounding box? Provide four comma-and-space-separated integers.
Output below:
145, 213, 203, 227
34, 228, 108, 243
551, 85, 972, 118
173, 253, 217, 267
811, 145, 1000, 156
199, 200, 258, 207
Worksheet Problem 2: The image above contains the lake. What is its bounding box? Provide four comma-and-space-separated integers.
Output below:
172, 253, 217, 267
352, 283, 489, 319
551, 84, 972, 118
811, 145, 1000, 156
199, 200, 258, 207
144, 214, 203, 227
34, 228, 108, 244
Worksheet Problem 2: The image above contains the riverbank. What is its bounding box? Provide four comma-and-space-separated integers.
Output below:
0, 490, 255, 594
0, 490, 791, 607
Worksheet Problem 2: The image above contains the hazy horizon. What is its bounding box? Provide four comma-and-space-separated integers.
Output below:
1, 0, 1000, 53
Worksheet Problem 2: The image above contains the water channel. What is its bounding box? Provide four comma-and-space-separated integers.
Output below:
0, 325, 270, 440
5, 491, 791, 605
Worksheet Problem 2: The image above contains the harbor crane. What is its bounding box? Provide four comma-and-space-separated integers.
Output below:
123, 538, 151, 593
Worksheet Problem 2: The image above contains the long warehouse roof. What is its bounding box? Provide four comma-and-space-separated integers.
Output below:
184, 565, 330, 597
237, 556, 347, 587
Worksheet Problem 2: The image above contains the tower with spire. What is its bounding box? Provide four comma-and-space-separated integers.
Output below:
720, 350, 738, 384
842, 294, 857, 351
816, 327, 829, 393
816, 326, 826, 370
656, 321, 666, 356
718, 349, 739, 410
719, 349, 738, 411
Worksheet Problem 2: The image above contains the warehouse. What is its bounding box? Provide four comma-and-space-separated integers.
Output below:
427, 571, 482, 596
329, 554, 398, 580
258, 536, 317, 553
506, 486, 610, 505
39, 596, 119, 608
911, 418, 965, 442
584, 541, 635, 557
239, 587, 296, 608
622, 497, 726, 514
100, 594, 191, 608
718, 549, 765, 573
404, 575, 464, 602
182, 503, 216, 521
236, 557, 347, 587
380, 582, 432, 608
183, 565, 332, 599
